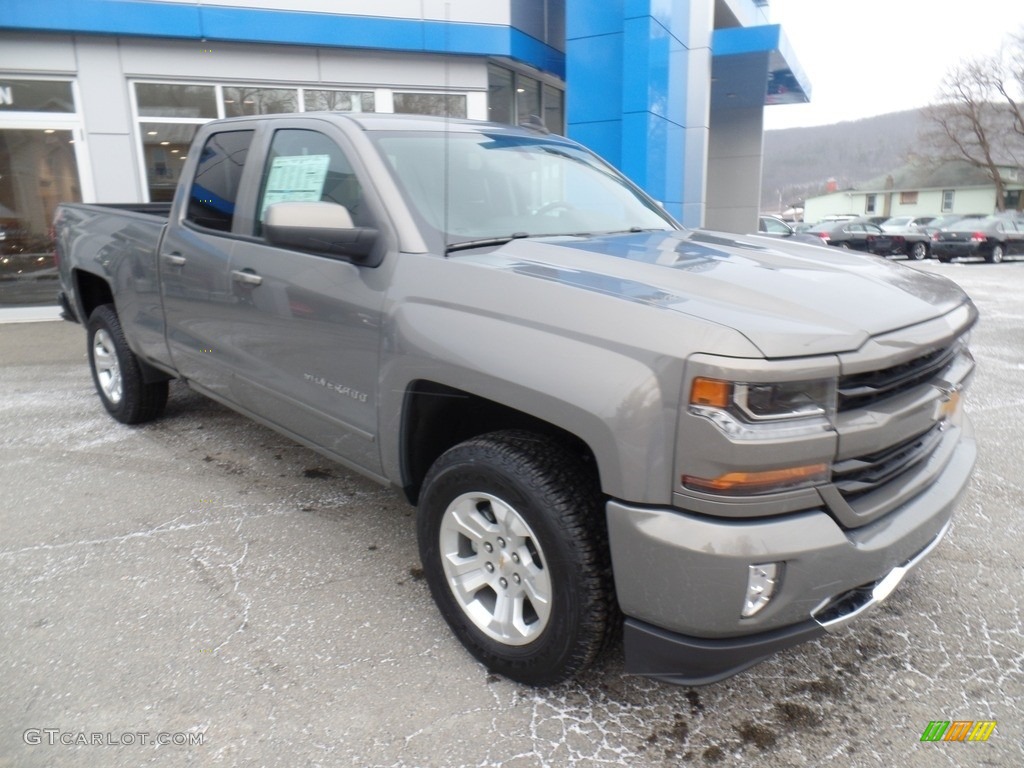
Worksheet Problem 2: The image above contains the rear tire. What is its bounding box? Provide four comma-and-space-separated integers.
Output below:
987, 243, 1005, 263
87, 304, 168, 424
908, 241, 928, 260
417, 430, 614, 686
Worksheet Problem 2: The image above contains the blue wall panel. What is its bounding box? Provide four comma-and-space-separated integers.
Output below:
569, 0, 690, 222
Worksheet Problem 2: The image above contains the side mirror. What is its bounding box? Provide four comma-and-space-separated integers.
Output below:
264, 202, 378, 262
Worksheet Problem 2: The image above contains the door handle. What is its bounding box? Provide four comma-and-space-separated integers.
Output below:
162, 253, 187, 266
231, 269, 263, 286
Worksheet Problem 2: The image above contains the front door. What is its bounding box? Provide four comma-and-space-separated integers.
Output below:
226, 123, 387, 475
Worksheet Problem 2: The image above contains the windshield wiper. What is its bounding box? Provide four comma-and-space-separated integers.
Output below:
445, 232, 530, 254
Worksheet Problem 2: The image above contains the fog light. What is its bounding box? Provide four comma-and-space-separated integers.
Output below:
742, 563, 781, 618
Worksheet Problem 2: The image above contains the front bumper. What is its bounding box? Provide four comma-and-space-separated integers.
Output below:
609, 419, 975, 685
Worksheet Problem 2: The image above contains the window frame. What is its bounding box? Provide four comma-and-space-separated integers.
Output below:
941, 189, 955, 213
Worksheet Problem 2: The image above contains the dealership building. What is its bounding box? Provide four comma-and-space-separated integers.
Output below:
0, 0, 807, 310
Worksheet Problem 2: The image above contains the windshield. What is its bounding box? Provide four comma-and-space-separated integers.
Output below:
370, 131, 676, 246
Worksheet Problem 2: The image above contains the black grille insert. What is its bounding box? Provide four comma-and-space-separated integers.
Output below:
838, 345, 955, 411
833, 424, 944, 498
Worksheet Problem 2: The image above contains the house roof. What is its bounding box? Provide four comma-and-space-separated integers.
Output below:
856, 160, 1019, 193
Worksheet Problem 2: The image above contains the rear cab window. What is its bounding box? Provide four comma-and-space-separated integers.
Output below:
185, 130, 255, 232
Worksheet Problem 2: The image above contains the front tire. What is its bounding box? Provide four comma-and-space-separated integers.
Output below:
87, 304, 168, 424
417, 430, 614, 686
987, 243, 1005, 263
908, 241, 928, 260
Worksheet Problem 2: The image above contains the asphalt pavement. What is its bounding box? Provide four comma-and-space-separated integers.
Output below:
1, 259, 1022, 767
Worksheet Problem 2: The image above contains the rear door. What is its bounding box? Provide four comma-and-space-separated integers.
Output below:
224, 120, 390, 475
160, 128, 256, 398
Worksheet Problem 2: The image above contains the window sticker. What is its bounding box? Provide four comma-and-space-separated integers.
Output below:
261, 154, 330, 218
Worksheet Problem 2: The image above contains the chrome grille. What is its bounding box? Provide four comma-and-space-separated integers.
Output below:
838, 345, 955, 411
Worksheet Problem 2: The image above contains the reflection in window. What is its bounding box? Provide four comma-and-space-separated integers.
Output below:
186, 130, 254, 232
0, 79, 76, 113
0, 128, 82, 306
393, 93, 467, 118
304, 90, 375, 112
487, 65, 513, 124
140, 123, 200, 202
542, 84, 564, 134
486, 65, 565, 133
223, 87, 297, 116
135, 83, 217, 118
515, 75, 541, 124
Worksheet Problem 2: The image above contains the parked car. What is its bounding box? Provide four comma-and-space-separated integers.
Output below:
871, 216, 936, 260
881, 216, 935, 232
931, 215, 1024, 263
794, 218, 883, 251
920, 214, 977, 237
757, 215, 794, 236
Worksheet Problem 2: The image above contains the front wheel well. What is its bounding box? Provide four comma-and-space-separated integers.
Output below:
399, 381, 598, 505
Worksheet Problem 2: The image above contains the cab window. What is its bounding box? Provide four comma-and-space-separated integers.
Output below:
185, 130, 254, 232
255, 129, 368, 237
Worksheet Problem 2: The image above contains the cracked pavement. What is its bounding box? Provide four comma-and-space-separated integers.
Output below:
1, 260, 1021, 767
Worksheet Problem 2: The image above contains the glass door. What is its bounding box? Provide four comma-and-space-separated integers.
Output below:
0, 128, 83, 307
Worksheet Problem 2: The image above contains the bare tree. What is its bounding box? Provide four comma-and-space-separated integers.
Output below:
921, 38, 1024, 211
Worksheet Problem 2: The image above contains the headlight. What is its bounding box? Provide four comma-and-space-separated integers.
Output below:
689, 377, 837, 440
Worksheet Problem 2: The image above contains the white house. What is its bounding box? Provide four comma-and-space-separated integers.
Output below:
803, 160, 1024, 223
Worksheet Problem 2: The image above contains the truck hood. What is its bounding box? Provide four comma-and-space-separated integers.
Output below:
477, 229, 971, 358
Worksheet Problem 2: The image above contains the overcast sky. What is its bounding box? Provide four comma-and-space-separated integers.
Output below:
763, 0, 1024, 131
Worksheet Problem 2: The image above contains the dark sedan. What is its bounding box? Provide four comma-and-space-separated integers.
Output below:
931, 216, 1024, 263
794, 218, 884, 251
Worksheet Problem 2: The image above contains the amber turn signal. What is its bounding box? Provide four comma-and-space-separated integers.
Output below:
690, 377, 731, 408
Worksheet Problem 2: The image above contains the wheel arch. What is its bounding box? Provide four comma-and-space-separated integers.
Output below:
74, 271, 171, 384
398, 381, 601, 506
73, 268, 114, 322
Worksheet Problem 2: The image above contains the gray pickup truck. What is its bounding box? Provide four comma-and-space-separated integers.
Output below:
56, 113, 977, 687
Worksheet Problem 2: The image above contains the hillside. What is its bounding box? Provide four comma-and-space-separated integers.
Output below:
760, 109, 925, 212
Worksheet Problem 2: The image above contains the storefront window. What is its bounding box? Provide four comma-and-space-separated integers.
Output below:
135, 83, 217, 118
0, 129, 82, 307
0, 79, 75, 113
140, 123, 200, 202
542, 83, 564, 134
487, 65, 513, 124
223, 87, 297, 116
515, 75, 541, 124
304, 90, 375, 112
487, 65, 564, 133
393, 93, 467, 118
